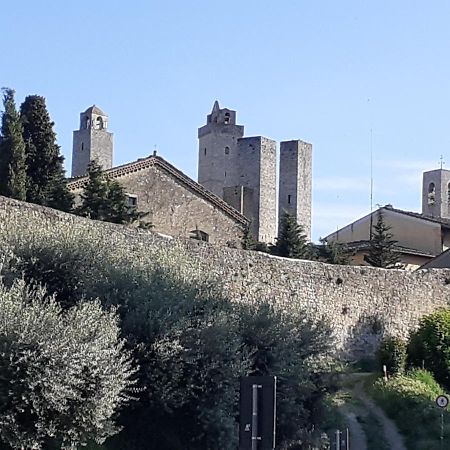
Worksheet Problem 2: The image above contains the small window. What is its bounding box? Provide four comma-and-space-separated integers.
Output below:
81, 142, 84, 151
447, 182, 450, 204
288, 194, 291, 204
224, 112, 230, 124
127, 195, 138, 207
204, 148, 207, 156
84, 117, 90, 129
428, 182, 436, 205
190, 229, 209, 242
225, 146, 230, 155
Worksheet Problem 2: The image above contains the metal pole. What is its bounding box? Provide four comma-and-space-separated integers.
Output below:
251, 384, 259, 450
441, 411, 444, 450
346, 428, 349, 450
335, 430, 340, 450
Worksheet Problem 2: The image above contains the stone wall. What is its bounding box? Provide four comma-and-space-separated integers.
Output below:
1, 195, 450, 360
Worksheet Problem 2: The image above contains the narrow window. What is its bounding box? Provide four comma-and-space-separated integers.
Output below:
288, 194, 291, 204
224, 112, 230, 124
225, 146, 230, 155
81, 142, 84, 151
448, 183, 450, 204
428, 182, 436, 205
204, 148, 207, 155
95, 116, 104, 130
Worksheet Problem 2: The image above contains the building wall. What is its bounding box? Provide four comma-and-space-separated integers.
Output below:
237, 137, 277, 243
350, 250, 431, 271
279, 140, 312, 240
69, 165, 245, 246
3, 195, 450, 360
72, 124, 113, 177
328, 208, 444, 256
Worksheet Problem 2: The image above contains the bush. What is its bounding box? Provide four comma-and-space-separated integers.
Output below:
371, 370, 447, 450
408, 309, 450, 388
376, 336, 407, 375
0, 279, 135, 450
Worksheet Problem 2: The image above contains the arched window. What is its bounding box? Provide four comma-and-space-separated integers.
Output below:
95, 116, 104, 130
428, 182, 436, 205
225, 146, 230, 155
81, 142, 84, 151
224, 112, 230, 124
84, 117, 90, 129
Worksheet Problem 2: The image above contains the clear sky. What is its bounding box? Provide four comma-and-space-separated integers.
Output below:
3, 1, 450, 240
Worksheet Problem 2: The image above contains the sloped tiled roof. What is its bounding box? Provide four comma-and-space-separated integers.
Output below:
383, 205, 450, 228
344, 239, 435, 258
67, 155, 249, 226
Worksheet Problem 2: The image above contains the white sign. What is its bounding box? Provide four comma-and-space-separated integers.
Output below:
436, 395, 449, 408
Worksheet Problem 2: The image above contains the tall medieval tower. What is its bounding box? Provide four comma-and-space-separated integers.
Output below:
278, 140, 313, 240
71, 105, 113, 177
198, 102, 278, 243
422, 168, 450, 219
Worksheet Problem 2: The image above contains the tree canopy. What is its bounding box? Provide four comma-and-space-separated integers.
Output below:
20, 95, 73, 211
0, 88, 26, 200
364, 211, 403, 269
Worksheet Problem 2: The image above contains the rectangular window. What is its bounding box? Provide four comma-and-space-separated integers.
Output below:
127, 194, 138, 207
288, 194, 291, 204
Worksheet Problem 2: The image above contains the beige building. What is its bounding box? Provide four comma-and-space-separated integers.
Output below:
68, 106, 248, 246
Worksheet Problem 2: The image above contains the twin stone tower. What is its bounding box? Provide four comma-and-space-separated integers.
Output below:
198, 101, 312, 242
72, 101, 312, 243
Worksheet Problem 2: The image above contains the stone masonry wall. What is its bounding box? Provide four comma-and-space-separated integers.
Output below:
1, 196, 450, 360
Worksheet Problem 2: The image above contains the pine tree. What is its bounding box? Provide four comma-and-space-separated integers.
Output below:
272, 212, 313, 259
364, 211, 403, 269
318, 238, 352, 265
242, 224, 257, 250
0, 88, 26, 200
77, 160, 143, 224
20, 95, 73, 211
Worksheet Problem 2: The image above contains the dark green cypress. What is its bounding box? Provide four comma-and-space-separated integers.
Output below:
364, 211, 403, 269
20, 95, 73, 211
0, 88, 26, 200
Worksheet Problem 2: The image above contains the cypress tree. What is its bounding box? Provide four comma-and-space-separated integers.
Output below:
0, 88, 26, 200
364, 211, 403, 269
272, 212, 313, 259
20, 95, 73, 211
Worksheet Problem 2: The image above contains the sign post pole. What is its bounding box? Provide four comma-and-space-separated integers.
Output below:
251, 384, 259, 450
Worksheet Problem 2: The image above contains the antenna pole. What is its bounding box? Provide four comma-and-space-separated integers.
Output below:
369, 128, 374, 240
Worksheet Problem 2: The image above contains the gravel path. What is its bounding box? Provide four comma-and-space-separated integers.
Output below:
340, 407, 368, 450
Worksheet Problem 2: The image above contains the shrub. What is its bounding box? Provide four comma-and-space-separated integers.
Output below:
371, 371, 447, 450
407, 309, 450, 388
376, 336, 407, 375
0, 279, 135, 450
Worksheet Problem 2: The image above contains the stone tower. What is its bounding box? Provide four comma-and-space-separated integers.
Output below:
278, 140, 313, 240
71, 105, 113, 177
422, 168, 450, 219
198, 102, 277, 242
198, 101, 244, 197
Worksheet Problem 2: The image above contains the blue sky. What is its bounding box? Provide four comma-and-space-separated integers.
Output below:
3, 1, 450, 240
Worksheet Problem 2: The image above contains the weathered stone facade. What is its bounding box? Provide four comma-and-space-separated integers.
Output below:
68, 156, 248, 246
72, 106, 113, 177
2, 195, 450, 360
279, 140, 313, 240
198, 102, 313, 243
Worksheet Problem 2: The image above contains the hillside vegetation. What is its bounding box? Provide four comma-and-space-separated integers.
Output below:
0, 203, 336, 449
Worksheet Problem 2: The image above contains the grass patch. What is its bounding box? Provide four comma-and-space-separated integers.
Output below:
357, 411, 390, 450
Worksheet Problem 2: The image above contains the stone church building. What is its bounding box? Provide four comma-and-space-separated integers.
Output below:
68, 103, 313, 245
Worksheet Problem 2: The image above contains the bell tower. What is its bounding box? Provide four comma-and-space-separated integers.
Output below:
71, 105, 113, 177
422, 168, 450, 219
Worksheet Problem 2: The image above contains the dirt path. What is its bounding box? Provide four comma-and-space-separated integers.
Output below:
353, 382, 407, 450
340, 406, 368, 450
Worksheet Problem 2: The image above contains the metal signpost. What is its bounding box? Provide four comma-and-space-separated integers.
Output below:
239, 376, 277, 450
436, 395, 449, 450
